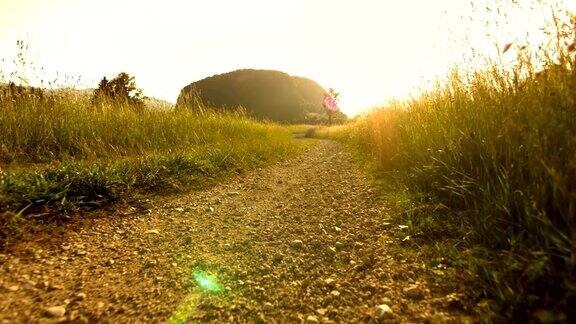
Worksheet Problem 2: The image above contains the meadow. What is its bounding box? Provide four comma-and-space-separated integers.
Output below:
316, 51, 575, 318
0, 88, 300, 246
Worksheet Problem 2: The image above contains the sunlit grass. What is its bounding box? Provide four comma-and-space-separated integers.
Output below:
0, 89, 300, 246
0, 91, 294, 164
317, 57, 576, 319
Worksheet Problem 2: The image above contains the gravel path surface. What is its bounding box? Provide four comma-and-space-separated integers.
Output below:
0, 140, 474, 323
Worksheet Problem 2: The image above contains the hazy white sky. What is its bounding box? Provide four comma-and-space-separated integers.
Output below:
0, 0, 573, 115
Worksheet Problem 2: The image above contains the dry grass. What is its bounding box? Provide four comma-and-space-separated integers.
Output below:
317, 55, 576, 321
0, 89, 300, 246
0, 91, 294, 164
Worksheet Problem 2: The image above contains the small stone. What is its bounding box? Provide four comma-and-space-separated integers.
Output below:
291, 240, 304, 248
254, 286, 265, 293
207, 206, 214, 212
263, 302, 274, 311
330, 290, 340, 297
76, 293, 87, 300
306, 315, 319, 323
106, 259, 115, 266
174, 207, 185, 212
260, 265, 271, 273
36, 281, 49, 289
76, 251, 87, 256
374, 304, 394, 319
335, 241, 345, 248
334, 226, 342, 232
44, 306, 66, 318
403, 285, 425, 299
145, 229, 160, 235
7, 285, 19, 292
22, 281, 36, 290
48, 284, 64, 291
316, 308, 327, 316
324, 278, 335, 286
445, 293, 464, 309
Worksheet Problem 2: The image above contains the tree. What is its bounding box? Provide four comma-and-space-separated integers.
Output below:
327, 88, 339, 101
92, 72, 144, 111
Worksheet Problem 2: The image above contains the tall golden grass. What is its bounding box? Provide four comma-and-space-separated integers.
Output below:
0, 90, 293, 164
318, 41, 576, 322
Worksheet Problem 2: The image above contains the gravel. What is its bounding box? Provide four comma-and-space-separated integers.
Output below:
0, 141, 474, 322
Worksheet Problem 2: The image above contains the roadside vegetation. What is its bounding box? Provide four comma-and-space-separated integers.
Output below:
316, 8, 576, 322
0, 79, 300, 247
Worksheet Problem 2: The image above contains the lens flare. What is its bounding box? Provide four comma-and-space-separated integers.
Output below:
166, 269, 224, 323
192, 271, 222, 293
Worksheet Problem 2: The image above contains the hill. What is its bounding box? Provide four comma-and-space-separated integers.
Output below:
177, 69, 343, 123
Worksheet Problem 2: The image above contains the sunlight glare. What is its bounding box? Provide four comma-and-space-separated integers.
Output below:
192, 270, 222, 293
1, 0, 574, 116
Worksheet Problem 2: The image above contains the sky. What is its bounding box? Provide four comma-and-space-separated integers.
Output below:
0, 0, 574, 116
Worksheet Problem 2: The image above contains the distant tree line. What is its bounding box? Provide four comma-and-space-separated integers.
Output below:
2, 72, 146, 113
0, 82, 46, 101
91, 72, 144, 111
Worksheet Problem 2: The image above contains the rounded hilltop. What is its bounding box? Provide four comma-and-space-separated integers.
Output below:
176, 69, 346, 124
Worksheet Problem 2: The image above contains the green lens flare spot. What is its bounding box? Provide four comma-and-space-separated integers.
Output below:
192, 270, 222, 293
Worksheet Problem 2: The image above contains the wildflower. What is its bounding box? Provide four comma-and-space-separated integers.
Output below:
323, 93, 339, 112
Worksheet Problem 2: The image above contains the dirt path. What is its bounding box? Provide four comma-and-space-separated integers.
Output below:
0, 140, 473, 323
